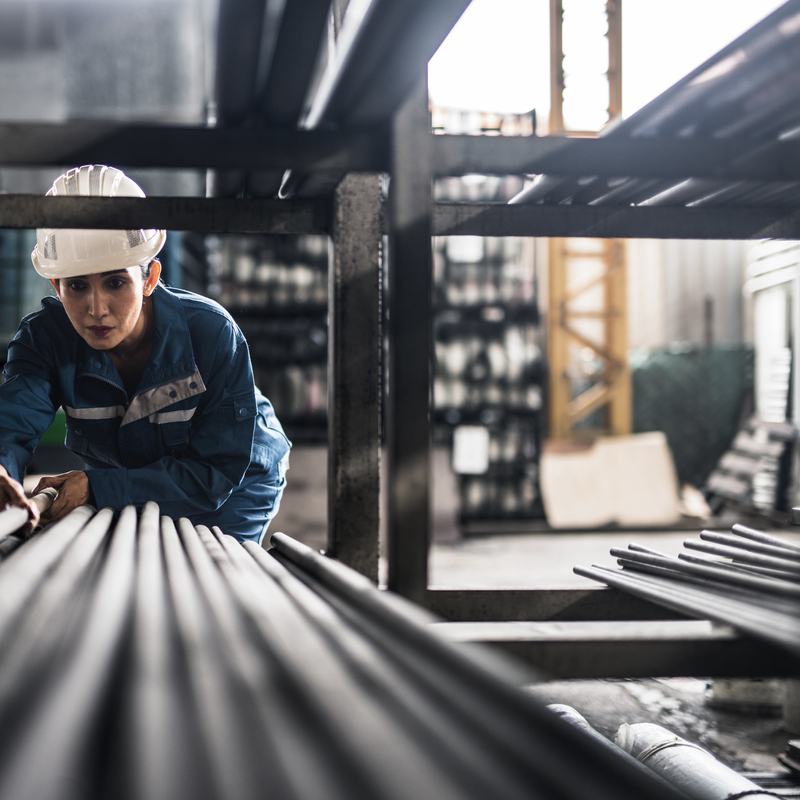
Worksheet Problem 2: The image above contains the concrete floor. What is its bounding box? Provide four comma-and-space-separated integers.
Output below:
272, 446, 800, 792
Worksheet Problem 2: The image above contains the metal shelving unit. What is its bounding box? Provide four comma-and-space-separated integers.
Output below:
209, 233, 330, 443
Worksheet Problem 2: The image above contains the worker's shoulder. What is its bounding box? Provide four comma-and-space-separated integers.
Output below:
15, 296, 72, 338
162, 286, 243, 337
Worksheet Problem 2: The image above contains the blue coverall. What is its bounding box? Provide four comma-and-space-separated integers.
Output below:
0, 284, 290, 543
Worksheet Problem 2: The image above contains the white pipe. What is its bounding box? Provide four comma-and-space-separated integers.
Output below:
615, 722, 779, 800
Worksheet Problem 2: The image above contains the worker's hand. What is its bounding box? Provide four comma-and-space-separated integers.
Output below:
0, 464, 40, 533
33, 471, 93, 526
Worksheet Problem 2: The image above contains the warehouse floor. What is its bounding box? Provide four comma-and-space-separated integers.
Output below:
272, 446, 800, 793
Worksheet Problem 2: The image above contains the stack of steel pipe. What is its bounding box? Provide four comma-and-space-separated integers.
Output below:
575, 524, 800, 658
0, 502, 688, 800
511, 0, 800, 208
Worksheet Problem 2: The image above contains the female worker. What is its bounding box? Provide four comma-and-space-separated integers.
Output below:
0, 165, 290, 543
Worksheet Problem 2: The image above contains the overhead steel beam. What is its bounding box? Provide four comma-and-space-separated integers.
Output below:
302, 0, 472, 129
245, 0, 333, 197
9, 122, 800, 185
0, 122, 387, 172
7, 194, 800, 241
253, 0, 332, 126
433, 202, 800, 240
282, 0, 471, 197
208, 0, 272, 197
432, 135, 800, 182
0, 195, 329, 234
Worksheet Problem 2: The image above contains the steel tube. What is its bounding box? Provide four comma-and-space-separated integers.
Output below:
160, 516, 270, 800
232, 533, 538, 800
731, 523, 800, 554
0, 506, 136, 800
125, 504, 211, 800
609, 547, 800, 597
261, 542, 687, 800
0, 506, 28, 539
677, 551, 800, 585
175, 519, 322, 800
0, 506, 95, 629
213, 526, 494, 800
617, 722, 779, 800
0, 507, 112, 733
575, 564, 800, 656
683, 539, 800, 574
700, 529, 800, 562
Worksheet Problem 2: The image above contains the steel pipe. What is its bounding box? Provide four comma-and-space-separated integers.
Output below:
732, 523, 800, 554
575, 564, 800, 656
700, 529, 800, 562
683, 538, 800, 574
0, 507, 694, 799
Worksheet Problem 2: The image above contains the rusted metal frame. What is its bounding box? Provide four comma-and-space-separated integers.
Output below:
328, 173, 382, 582
0, 195, 330, 234
7, 120, 800, 182
0, 122, 388, 172
386, 80, 433, 604
433, 620, 800, 679
430, 135, 800, 182
424, 588, 685, 622
433, 202, 800, 240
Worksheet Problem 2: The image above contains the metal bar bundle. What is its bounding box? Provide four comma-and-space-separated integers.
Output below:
511, 0, 800, 209
575, 524, 800, 658
0, 504, 688, 800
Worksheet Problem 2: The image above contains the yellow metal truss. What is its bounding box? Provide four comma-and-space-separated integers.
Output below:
547, 237, 631, 440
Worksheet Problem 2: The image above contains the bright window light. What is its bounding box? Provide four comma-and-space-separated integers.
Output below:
429, 0, 788, 122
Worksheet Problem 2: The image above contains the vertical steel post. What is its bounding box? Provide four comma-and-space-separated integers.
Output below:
328, 172, 383, 582
386, 80, 432, 603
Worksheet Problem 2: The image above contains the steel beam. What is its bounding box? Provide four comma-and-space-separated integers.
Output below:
328, 173, 382, 582
432, 620, 800, 679
433, 202, 800, 240
301, 0, 472, 129
0, 195, 329, 234
0, 122, 387, 172
282, 0, 471, 197
432, 135, 800, 181
424, 588, 686, 622
386, 81, 432, 604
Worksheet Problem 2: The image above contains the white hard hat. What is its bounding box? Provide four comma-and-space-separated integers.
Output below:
31, 165, 167, 280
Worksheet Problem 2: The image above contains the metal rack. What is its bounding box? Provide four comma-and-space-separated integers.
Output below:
2, 0, 800, 676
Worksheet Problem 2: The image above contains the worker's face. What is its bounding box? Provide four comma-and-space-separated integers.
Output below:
50, 263, 160, 352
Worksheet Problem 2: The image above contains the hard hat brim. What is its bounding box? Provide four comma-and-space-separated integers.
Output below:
31, 228, 167, 280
